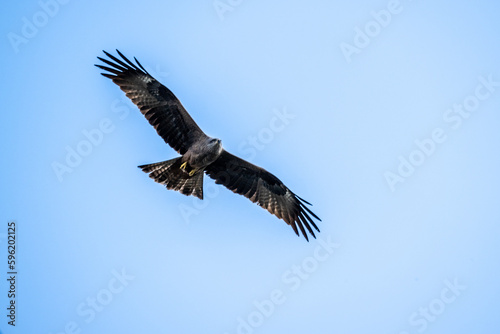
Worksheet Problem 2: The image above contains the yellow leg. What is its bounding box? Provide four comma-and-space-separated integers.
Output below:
180, 162, 187, 170
189, 169, 197, 176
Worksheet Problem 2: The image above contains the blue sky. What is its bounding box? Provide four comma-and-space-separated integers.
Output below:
1, 0, 500, 333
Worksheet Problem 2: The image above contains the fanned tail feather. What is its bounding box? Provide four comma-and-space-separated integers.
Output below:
138, 158, 204, 199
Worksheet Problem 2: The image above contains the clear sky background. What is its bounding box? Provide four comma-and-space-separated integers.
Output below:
1, 0, 499, 333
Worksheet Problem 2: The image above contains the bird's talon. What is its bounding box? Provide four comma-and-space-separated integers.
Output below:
180, 162, 187, 170
189, 169, 196, 176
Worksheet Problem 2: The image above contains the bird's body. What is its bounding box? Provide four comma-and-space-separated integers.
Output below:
182, 137, 223, 172
96, 50, 321, 240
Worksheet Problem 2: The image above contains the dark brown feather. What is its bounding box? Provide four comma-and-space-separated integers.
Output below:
95, 50, 207, 155
205, 150, 321, 241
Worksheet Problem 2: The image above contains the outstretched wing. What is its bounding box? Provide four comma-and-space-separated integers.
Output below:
205, 150, 321, 241
95, 50, 207, 155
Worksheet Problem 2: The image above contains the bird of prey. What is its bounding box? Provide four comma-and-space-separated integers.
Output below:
96, 50, 321, 240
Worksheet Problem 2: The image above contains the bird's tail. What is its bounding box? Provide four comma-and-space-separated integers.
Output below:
138, 158, 204, 199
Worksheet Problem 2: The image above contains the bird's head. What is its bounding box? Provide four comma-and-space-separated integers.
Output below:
208, 137, 223, 154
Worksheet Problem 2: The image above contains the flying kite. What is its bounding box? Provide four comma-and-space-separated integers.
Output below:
96, 50, 321, 240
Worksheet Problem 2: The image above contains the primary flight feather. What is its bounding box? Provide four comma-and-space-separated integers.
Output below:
95, 50, 321, 241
